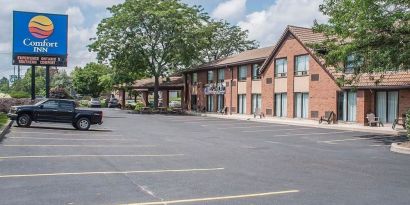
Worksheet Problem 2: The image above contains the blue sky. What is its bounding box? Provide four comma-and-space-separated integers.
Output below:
0, 0, 326, 79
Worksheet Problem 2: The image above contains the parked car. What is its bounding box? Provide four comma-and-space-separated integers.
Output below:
7, 99, 103, 130
88, 98, 101, 108
108, 98, 120, 108
169, 101, 181, 108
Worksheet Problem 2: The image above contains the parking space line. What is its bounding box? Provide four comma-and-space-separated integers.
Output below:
8, 137, 139, 141
272, 131, 354, 137
318, 137, 379, 144
11, 131, 121, 137
242, 127, 315, 133
0, 168, 225, 178
201, 122, 258, 126
3, 145, 156, 147
123, 190, 300, 205
0, 154, 184, 160
218, 125, 289, 130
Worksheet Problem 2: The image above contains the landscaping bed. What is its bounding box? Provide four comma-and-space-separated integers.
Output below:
0, 113, 7, 128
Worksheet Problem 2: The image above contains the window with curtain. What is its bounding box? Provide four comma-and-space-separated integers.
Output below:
295, 55, 309, 76
294, 92, 309, 118
238, 65, 247, 81
275, 58, 287, 77
252, 94, 262, 114
192, 73, 197, 84
207, 70, 214, 83
238, 94, 246, 114
376, 91, 398, 123
337, 91, 357, 122
275, 93, 287, 117
207, 95, 214, 112
218, 69, 225, 82
252, 64, 261, 80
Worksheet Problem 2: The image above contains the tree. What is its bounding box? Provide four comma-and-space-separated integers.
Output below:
90, 0, 213, 108
199, 20, 259, 63
10, 67, 46, 96
0, 77, 9, 93
71, 63, 109, 98
313, 0, 409, 74
52, 70, 72, 89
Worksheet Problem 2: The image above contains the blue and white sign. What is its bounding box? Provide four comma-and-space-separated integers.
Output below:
12, 11, 68, 66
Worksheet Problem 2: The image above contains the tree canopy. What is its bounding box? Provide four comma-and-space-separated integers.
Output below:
313, 0, 409, 73
89, 0, 258, 108
71, 63, 110, 98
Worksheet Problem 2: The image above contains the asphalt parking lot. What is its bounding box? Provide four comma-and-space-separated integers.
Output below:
1, 109, 410, 205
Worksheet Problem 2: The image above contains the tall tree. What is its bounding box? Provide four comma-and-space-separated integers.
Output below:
313, 0, 409, 74
71, 63, 109, 98
90, 0, 211, 108
0, 77, 9, 93
51, 70, 72, 89
199, 20, 259, 63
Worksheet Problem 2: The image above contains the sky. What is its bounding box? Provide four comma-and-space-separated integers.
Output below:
0, 0, 327, 79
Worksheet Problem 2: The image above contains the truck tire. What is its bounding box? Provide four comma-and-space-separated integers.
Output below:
17, 114, 32, 127
76, 117, 91, 131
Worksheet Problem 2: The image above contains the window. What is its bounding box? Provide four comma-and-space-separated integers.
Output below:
59, 101, 74, 110
337, 91, 357, 122
252, 94, 262, 114
207, 95, 214, 112
294, 92, 309, 118
376, 91, 398, 123
238, 94, 246, 114
345, 54, 361, 73
42, 100, 59, 109
252, 64, 261, 80
191, 95, 197, 110
192, 73, 198, 85
217, 94, 225, 111
207, 70, 214, 83
275, 58, 287, 77
218, 69, 225, 82
295, 55, 309, 76
275, 93, 287, 117
238, 65, 247, 81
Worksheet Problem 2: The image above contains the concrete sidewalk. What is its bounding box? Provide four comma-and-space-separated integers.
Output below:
196, 112, 406, 136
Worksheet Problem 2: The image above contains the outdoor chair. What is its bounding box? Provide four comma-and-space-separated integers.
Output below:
218, 107, 227, 115
366, 113, 384, 127
392, 114, 407, 129
253, 108, 264, 119
319, 111, 335, 124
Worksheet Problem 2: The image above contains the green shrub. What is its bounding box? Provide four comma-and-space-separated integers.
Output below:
100, 99, 107, 108
134, 102, 145, 112
79, 100, 89, 107
9, 91, 30, 99
406, 109, 410, 139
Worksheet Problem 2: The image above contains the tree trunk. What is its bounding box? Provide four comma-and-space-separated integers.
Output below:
153, 75, 160, 109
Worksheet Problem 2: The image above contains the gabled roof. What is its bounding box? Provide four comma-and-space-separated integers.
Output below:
184, 46, 274, 73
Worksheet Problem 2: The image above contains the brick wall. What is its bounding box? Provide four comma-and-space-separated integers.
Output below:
261, 59, 274, 116
246, 64, 252, 115
399, 89, 410, 116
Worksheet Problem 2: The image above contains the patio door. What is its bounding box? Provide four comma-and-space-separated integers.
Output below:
294, 92, 309, 118
376, 91, 398, 123
251, 94, 262, 114
207, 95, 214, 112
337, 91, 357, 122
217, 94, 224, 111
238, 94, 246, 114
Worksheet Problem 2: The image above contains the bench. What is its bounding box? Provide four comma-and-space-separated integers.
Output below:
319, 111, 335, 124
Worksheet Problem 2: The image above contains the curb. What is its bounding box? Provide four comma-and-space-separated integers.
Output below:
391, 143, 410, 155
201, 114, 405, 136
0, 120, 14, 142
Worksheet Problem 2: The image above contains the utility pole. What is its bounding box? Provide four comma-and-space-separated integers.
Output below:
45, 66, 50, 98
31, 65, 35, 100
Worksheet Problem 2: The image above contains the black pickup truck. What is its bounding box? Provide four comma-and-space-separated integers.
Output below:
8, 99, 103, 131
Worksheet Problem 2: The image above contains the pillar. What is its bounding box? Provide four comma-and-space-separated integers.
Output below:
162, 90, 169, 107
142, 91, 149, 107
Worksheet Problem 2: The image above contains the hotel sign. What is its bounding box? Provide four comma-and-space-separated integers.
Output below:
12, 11, 68, 66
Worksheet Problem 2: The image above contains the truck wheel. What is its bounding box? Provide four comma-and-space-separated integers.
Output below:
17, 114, 32, 127
76, 117, 90, 131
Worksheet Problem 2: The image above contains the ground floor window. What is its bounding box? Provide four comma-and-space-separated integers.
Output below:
376, 91, 398, 123
252, 94, 262, 114
275, 93, 287, 117
217, 94, 225, 111
207, 95, 214, 112
337, 91, 357, 122
238, 94, 246, 114
191, 95, 197, 110
295, 92, 309, 118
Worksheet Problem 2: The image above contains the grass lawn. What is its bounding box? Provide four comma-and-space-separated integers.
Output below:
0, 113, 8, 128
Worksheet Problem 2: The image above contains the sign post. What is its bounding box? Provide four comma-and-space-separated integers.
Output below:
12, 11, 68, 100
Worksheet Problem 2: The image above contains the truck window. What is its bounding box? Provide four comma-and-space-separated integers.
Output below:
42, 100, 59, 109
59, 101, 74, 110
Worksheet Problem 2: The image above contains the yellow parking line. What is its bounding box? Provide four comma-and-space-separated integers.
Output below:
0, 154, 184, 160
123, 190, 300, 205
9, 137, 139, 141
3, 145, 156, 147
0, 168, 224, 178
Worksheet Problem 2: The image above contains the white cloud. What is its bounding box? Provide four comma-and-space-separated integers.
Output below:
212, 0, 247, 22
66, 7, 85, 26
238, 0, 327, 46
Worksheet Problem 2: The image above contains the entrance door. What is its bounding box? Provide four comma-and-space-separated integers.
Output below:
376, 91, 398, 123
337, 91, 357, 122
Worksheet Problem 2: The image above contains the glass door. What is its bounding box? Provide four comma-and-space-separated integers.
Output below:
337, 91, 356, 122
376, 91, 398, 123
238, 94, 246, 114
